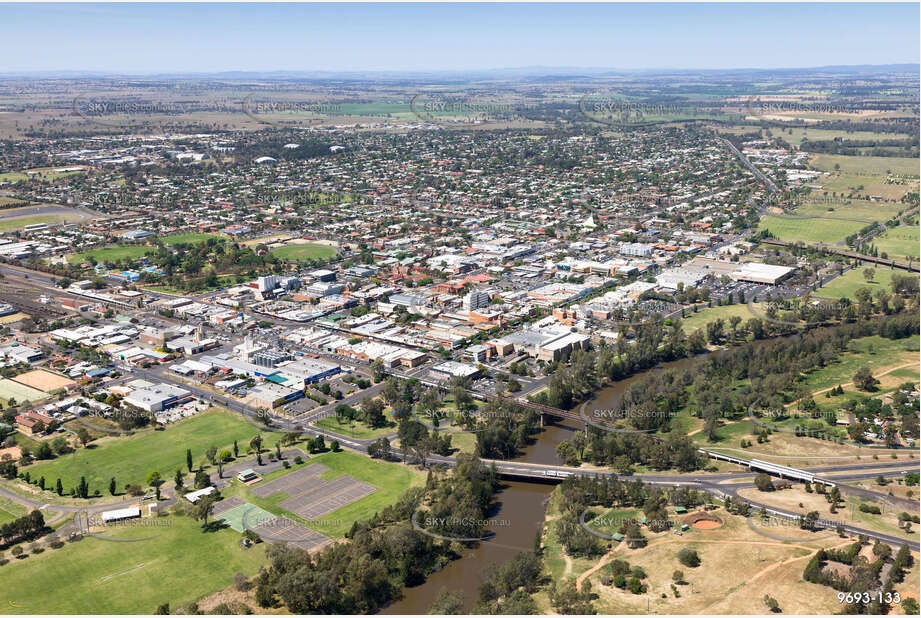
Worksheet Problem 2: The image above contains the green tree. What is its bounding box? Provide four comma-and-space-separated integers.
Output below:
428, 589, 465, 615
75, 427, 91, 447
764, 595, 780, 612
677, 547, 700, 567
193, 495, 216, 529
853, 366, 879, 392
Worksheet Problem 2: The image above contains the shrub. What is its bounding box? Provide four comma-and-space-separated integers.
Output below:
628, 577, 646, 594
677, 548, 700, 568
233, 572, 251, 592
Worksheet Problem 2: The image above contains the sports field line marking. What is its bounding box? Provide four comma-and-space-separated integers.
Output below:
99, 562, 146, 583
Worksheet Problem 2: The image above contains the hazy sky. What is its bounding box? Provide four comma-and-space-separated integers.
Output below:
2, 3, 918, 73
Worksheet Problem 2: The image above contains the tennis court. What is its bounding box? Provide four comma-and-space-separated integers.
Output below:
251, 516, 331, 551
281, 475, 377, 520
211, 496, 245, 516
215, 502, 276, 532
250, 463, 329, 498
0, 378, 45, 403
250, 463, 378, 520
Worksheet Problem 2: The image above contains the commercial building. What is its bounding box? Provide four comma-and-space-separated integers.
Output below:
248, 382, 304, 408
277, 358, 341, 383
429, 361, 481, 381
655, 268, 709, 291
730, 263, 795, 285
620, 242, 655, 258
503, 327, 591, 362
311, 269, 337, 282
123, 383, 192, 413
462, 289, 490, 311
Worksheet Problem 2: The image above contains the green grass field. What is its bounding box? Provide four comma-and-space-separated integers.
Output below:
794, 199, 902, 223
815, 173, 918, 202
774, 128, 899, 148
809, 154, 919, 177
692, 418, 755, 448
225, 449, 424, 538
0, 496, 27, 525
0, 214, 79, 231
68, 244, 152, 265
0, 171, 28, 183
795, 334, 919, 394
314, 416, 396, 439
758, 214, 864, 244
585, 506, 641, 536
159, 232, 224, 246
817, 267, 918, 300
23, 167, 88, 181
25, 408, 272, 495
677, 303, 763, 334
0, 513, 268, 614
873, 225, 920, 261
271, 243, 337, 261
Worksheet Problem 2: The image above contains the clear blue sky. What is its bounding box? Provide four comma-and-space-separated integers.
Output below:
2, 3, 918, 73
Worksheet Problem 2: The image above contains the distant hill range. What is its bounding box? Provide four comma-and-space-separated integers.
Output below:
0, 64, 917, 82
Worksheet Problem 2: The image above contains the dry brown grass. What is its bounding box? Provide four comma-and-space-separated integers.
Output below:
707, 431, 917, 467
579, 507, 855, 614
738, 486, 919, 542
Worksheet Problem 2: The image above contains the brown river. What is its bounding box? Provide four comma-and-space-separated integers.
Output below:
381, 355, 704, 613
